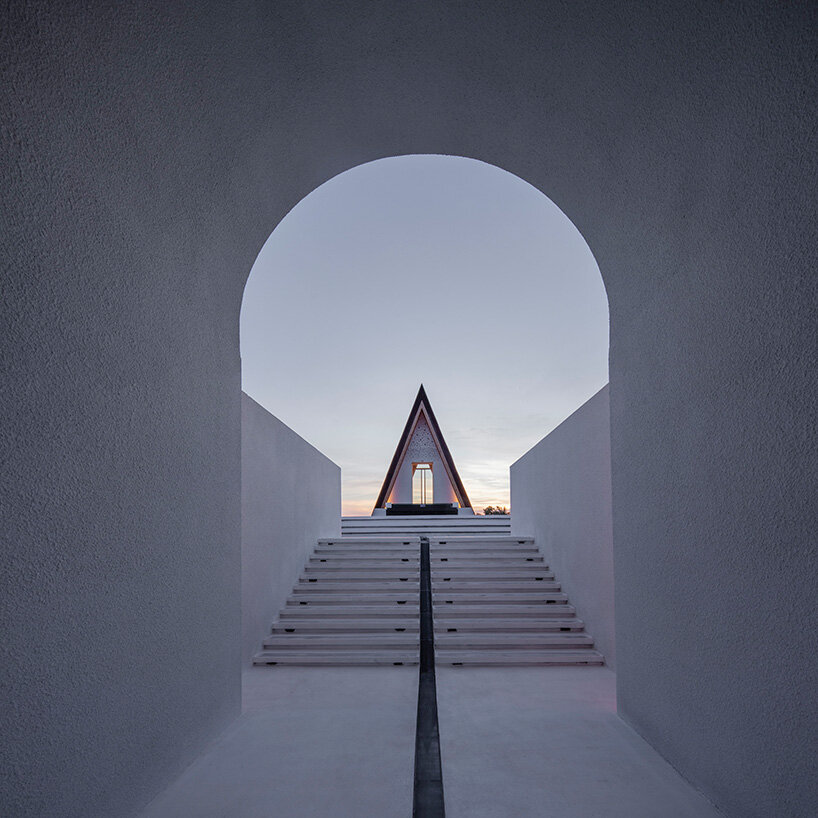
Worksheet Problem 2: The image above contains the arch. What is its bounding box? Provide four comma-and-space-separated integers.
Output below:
239, 153, 610, 515
3, 5, 815, 817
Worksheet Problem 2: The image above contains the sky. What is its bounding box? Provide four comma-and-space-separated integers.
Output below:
240, 155, 608, 516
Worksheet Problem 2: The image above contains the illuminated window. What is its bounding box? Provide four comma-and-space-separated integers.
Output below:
412, 463, 433, 504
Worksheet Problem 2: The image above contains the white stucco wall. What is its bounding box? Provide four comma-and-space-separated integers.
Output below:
241, 393, 340, 664
511, 386, 615, 667
3, 4, 816, 817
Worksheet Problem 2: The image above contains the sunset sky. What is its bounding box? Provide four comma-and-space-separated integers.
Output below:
240, 155, 608, 516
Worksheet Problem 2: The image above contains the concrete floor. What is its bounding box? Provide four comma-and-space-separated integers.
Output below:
140, 666, 721, 818
436, 667, 722, 817
139, 667, 418, 818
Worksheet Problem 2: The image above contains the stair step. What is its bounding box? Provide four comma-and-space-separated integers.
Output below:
433, 592, 569, 605
318, 537, 420, 545
293, 578, 418, 594
301, 571, 420, 580
432, 576, 562, 594
273, 619, 420, 633
287, 593, 418, 605
429, 570, 555, 580
434, 618, 584, 632
429, 534, 534, 546
435, 650, 605, 666
253, 650, 419, 666
434, 633, 594, 649
263, 634, 419, 649
309, 556, 420, 564
278, 605, 420, 618
429, 552, 545, 570
426, 604, 575, 618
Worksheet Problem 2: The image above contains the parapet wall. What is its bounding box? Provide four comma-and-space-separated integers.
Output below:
511, 386, 615, 667
241, 393, 341, 664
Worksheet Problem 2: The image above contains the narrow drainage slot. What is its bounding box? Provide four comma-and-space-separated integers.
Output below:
445, 600, 453, 604
535, 577, 544, 581
400, 577, 409, 582
396, 628, 406, 632
266, 662, 277, 666
560, 627, 570, 632
394, 662, 404, 666
526, 558, 534, 562
397, 600, 407, 605
447, 628, 457, 632
443, 578, 451, 582
453, 662, 463, 666
402, 558, 410, 562
414, 535, 445, 816
308, 578, 318, 582
285, 628, 295, 633
299, 601, 308, 605
441, 558, 448, 562
320, 559, 327, 562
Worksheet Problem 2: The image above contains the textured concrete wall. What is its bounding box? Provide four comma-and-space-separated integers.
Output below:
2, 3, 816, 816
511, 386, 615, 666
242, 393, 340, 664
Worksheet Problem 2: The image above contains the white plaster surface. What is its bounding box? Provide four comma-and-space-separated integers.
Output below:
139, 668, 417, 818
511, 386, 615, 666
242, 393, 341, 663
436, 667, 721, 818
3, 4, 816, 816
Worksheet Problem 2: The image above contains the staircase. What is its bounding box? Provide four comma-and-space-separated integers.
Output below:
253, 527, 604, 667
430, 536, 602, 665
253, 536, 421, 666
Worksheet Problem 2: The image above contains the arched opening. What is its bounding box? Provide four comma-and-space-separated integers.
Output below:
237, 153, 616, 692
240, 154, 609, 517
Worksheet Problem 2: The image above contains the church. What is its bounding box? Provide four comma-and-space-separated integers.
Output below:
373, 385, 473, 515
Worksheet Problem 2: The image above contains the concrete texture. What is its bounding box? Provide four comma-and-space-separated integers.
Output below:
139, 668, 417, 818
2, 3, 817, 816
511, 386, 615, 666
241, 393, 340, 663
437, 667, 721, 818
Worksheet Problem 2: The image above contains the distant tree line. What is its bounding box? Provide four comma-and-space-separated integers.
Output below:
482, 506, 508, 515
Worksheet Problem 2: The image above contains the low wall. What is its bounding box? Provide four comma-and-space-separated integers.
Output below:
510, 386, 615, 666
242, 393, 341, 664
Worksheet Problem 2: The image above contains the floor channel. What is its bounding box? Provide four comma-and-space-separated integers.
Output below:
412, 536, 445, 817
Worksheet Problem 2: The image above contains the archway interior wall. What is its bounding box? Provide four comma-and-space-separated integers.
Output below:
3, 3, 816, 817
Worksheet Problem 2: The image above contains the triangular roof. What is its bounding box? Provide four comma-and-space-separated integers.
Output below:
373, 385, 471, 510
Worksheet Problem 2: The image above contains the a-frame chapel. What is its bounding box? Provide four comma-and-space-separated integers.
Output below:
372, 385, 473, 516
